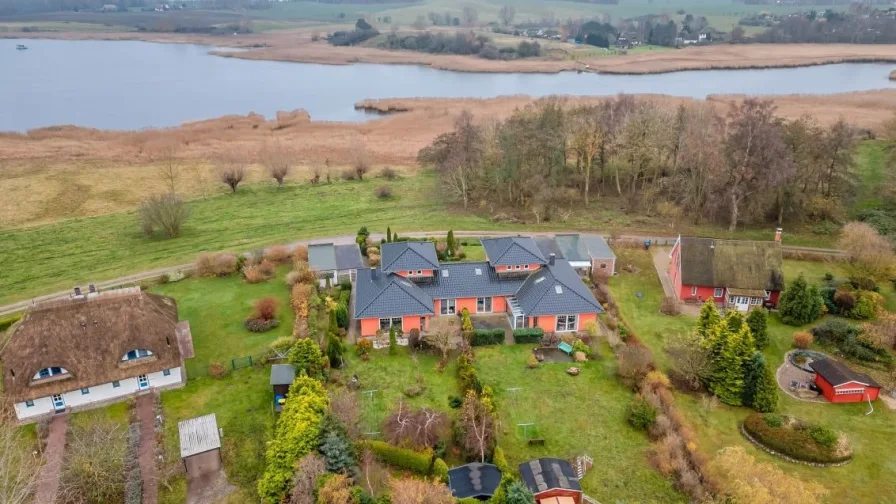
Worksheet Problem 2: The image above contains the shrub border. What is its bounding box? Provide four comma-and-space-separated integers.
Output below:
739, 423, 852, 468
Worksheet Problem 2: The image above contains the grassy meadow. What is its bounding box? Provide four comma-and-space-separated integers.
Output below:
610, 247, 896, 503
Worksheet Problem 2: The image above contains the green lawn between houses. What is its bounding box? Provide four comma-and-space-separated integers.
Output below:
611, 248, 896, 504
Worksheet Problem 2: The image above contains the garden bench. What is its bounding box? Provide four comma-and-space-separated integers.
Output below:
527, 438, 546, 446
558, 342, 574, 355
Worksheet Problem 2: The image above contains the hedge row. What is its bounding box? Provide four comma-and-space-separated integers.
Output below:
512, 328, 544, 344
743, 413, 851, 464
471, 328, 505, 346
0, 313, 22, 332
361, 440, 434, 474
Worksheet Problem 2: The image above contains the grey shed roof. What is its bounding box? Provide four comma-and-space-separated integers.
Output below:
554, 234, 615, 262
519, 458, 581, 495
535, 237, 564, 260
178, 414, 221, 458
809, 359, 881, 388
270, 364, 296, 386
309, 243, 363, 272
353, 268, 434, 318
448, 463, 503, 500
516, 259, 603, 316
418, 262, 527, 299
481, 237, 547, 266
381, 241, 440, 273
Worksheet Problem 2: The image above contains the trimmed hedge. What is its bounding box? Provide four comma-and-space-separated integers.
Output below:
743, 413, 851, 464
471, 328, 505, 346
513, 328, 544, 344
432, 457, 449, 483
361, 440, 434, 475
0, 313, 22, 332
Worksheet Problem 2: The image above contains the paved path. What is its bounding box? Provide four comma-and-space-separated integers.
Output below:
137, 393, 158, 504
0, 230, 845, 317
34, 414, 68, 504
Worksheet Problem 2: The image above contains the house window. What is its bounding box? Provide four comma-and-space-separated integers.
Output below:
556, 315, 578, 332
163, 369, 171, 377
419, 316, 427, 331
416, 270, 423, 276
835, 388, 865, 395
477, 297, 492, 313
379, 317, 403, 331
440, 299, 456, 315
713, 288, 723, 298
33, 367, 68, 380
765, 290, 771, 300
691, 286, 697, 296
25, 400, 34, 408
122, 349, 153, 361
81, 388, 90, 395
524, 264, 530, 270
112, 381, 120, 388
600, 263, 607, 269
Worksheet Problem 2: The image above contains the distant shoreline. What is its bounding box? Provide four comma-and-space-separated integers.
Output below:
5, 30, 896, 76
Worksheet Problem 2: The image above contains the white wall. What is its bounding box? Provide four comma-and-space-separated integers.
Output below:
14, 367, 183, 422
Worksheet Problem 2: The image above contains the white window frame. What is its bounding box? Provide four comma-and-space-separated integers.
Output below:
524, 264, 530, 270
835, 388, 865, 395
713, 288, 723, 298
556, 314, 578, 332
691, 286, 697, 296
80, 387, 90, 395
34, 366, 68, 380
25, 400, 34, 407
112, 380, 121, 388
416, 270, 423, 276
122, 349, 153, 362
379, 317, 402, 331
476, 297, 492, 313
765, 290, 771, 300
163, 369, 171, 377
440, 299, 456, 315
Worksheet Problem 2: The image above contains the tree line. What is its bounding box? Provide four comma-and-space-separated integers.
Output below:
379, 30, 541, 60
418, 96, 862, 231
750, 8, 896, 44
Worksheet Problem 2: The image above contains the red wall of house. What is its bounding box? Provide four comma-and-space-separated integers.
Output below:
394, 269, 434, 278
402, 315, 430, 333
527, 313, 596, 333
579, 313, 597, 330
360, 315, 430, 337
668, 239, 682, 296
360, 318, 380, 337
495, 264, 541, 273
457, 297, 477, 314
534, 489, 582, 504
768, 290, 781, 305
492, 296, 507, 313
815, 375, 879, 403
678, 285, 723, 304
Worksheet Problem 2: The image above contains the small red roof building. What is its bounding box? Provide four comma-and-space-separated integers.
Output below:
809, 358, 881, 403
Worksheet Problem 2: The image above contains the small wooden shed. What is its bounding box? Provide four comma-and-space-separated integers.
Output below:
178, 413, 222, 477
270, 364, 296, 412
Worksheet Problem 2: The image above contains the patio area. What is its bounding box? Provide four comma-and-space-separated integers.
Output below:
471, 313, 513, 344
776, 350, 826, 402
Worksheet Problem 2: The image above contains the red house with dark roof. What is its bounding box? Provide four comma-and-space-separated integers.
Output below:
809, 358, 881, 403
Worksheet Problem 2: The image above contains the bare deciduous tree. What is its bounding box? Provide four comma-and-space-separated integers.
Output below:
499, 4, 516, 25
58, 420, 128, 504
151, 139, 182, 194
359, 449, 389, 498
838, 221, 895, 279
289, 453, 327, 504
462, 6, 478, 26
139, 192, 190, 238
351, 140, 371, 181
329, 389, 361, 439
0, 405, 41, 504
389, 477, 454, 504
665, 331, 711, 391
417, 110, 483, 209
383, 398, 448, 450
425, 316, 460, 360
459, 392, 495, 463
216, 150, 248, 193
259, 141, 295, 187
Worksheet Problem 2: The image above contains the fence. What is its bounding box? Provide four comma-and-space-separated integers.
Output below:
188, 353, 275, 379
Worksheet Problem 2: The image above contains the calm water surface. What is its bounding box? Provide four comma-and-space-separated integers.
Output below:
2, 38, 895, 131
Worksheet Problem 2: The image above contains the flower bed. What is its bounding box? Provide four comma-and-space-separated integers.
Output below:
742, 413, 852, 464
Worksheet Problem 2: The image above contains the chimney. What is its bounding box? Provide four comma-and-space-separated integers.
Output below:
370, 267, 378, 280
775, 228, 783, 243
549, 253, 556, 266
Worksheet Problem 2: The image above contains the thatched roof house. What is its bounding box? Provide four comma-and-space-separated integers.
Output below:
1, 287, 191, 421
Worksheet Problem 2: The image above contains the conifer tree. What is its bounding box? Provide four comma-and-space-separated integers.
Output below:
389, 325, 398, 355
751, 359, 779, 413
778, 274, 824, 326
746, 308, 770, 349
709, 323, 746, 405
742, 353, 766, 407
725, 310, 745, 333
447, 230, 456, 256
697, 299, 721, 340
386, 226, 392, 243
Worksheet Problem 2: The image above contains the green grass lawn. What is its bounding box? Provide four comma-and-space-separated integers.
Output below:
159, 367, 274, 504
612, 247, 896, 503
151, 266, 294, 377
475, 344, 683, 503
854, 140, 888, 212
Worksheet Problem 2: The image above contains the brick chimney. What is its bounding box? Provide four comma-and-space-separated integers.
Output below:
775, 228, 783, 243
549, 253, 556, 266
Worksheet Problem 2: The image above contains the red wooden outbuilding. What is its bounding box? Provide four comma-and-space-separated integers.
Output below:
519, 458, 582, 504
809, 358, 881, 403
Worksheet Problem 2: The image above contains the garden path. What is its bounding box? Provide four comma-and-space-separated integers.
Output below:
34, 414, 68, 504
137, 392, 158, 504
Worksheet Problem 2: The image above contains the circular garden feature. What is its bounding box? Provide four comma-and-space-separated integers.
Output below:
742, 413, 852, 465
789, 350, 829, 373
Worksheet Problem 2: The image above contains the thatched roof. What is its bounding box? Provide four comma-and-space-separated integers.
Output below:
679, 237, 784, 291
0, 288, 185, 402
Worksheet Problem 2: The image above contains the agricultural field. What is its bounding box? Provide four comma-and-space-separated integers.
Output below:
610, 247, 896, 503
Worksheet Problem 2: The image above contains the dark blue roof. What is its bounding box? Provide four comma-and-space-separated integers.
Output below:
519, 458, 581, 494
353, 268, 434, 318
448, 463, 502, 500
418, 262, 526, 299
381, 241, 440, 273
481, 237, 547, 266
515, 260, 603, 316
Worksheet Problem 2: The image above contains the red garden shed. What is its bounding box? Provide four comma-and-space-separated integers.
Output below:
809, 359, 881, 403
519, 458, 582, 504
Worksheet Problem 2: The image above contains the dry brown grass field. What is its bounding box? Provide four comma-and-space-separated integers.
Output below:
2, 89, 894, 229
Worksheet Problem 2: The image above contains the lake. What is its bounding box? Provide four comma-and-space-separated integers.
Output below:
2, 38, 895, 131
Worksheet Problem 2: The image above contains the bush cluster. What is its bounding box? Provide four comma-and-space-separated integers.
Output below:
512, 328, 544, 344
456, 353, 482, 395
361, 440, 434, 475
811, 319, 894, 367
379, 30, 541, 60
743, 413, 851, 464
195, 252, 239, 277
470, 328, 505, 346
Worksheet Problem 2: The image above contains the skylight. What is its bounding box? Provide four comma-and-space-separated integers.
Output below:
474, 268, 482, 276
555, 285, 563, 294
534, 277, 545, 284
442, 269, 449, 277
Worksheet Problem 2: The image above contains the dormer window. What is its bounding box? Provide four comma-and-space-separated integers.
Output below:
33, 367, 69, 381
122, 349, 154, 361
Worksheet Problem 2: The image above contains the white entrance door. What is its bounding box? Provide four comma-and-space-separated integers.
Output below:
731, 296, 750, 312
138, 374, 149, 389
52, 394, 65, 411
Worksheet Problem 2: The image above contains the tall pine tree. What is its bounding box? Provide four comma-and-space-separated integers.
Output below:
778, 274, 824, 326
709, 322, 748, 406
447, 230, 456, 256
697, 299, 721, 340
746, 308, 770, 349
386, 226, 392, 243
725, 311, 745, 333
742, 353, 766, 407
751, 359, 779, 413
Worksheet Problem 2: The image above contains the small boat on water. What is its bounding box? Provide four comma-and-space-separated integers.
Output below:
16, 44, 28, 50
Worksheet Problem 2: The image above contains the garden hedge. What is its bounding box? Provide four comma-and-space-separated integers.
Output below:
513, 328, 544, 344
743, 413, 851, 464
471, 329, 505, 346
361, 440, 434, 475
